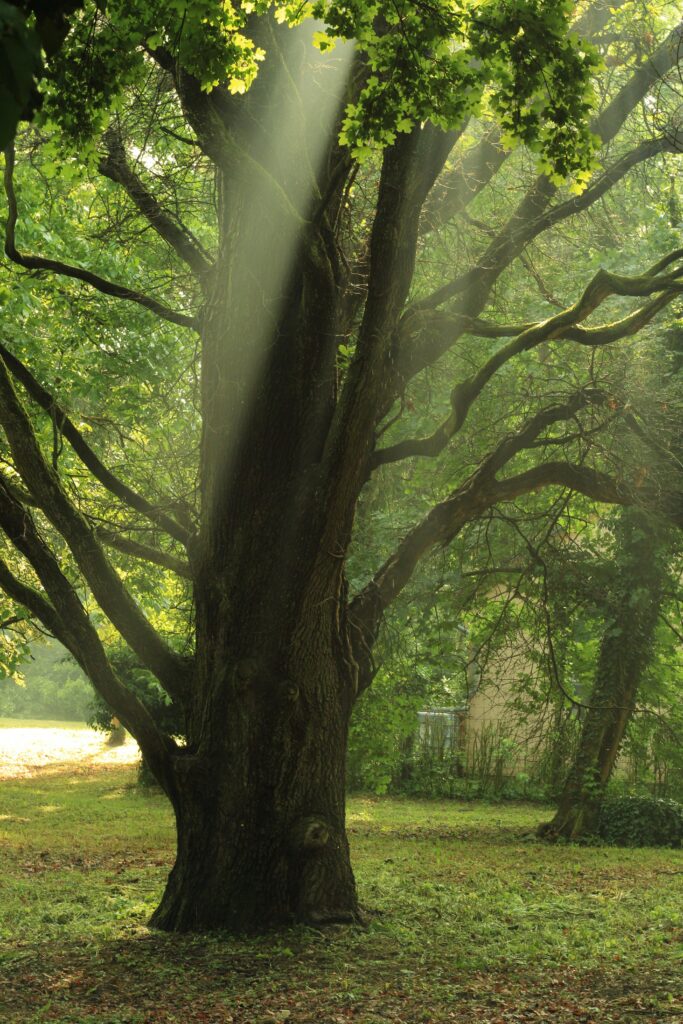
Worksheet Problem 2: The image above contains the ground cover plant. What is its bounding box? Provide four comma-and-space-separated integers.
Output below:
0, 749, 681, 1024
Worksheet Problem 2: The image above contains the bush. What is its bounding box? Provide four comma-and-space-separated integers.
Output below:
598, 795, 683, 847
88, 648, 183, 738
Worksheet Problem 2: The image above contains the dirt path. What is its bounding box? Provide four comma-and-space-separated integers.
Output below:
0, 723, 140, 779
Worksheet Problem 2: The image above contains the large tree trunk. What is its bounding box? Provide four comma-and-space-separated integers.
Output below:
542, 509, 666, 839
145, 27, 365, 932
151, 612, 359, 932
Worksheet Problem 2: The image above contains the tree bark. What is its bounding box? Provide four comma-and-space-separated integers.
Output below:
151, 611, 359, 932
542, 509, 666, 839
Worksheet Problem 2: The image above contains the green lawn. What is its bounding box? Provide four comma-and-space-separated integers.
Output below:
0, 766, 681, 1023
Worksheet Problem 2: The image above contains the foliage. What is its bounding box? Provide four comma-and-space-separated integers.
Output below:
599, 794, 683, 848
320, 0, 600, 176
348, 586, 469, 793
42, 0, 600, 180
0, 1, 86, 147
0, 1, 41, 148
87, 646, 182, 739
1, 0, 682, 930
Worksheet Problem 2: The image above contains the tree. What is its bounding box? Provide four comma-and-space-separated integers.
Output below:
541, 323, 683, 835
1, 1, 682, 931
541, 507, 671, 838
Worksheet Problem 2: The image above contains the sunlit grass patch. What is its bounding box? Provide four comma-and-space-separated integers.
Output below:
0, 719, 140, 781
0, 718, 89, 730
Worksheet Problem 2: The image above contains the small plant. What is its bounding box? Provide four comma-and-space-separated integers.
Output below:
598, 794, 683, 847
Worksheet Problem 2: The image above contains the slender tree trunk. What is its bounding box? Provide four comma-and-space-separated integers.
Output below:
542, 509, 666, 839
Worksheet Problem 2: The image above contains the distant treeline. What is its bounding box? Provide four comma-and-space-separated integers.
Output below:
0, 641, 93, 721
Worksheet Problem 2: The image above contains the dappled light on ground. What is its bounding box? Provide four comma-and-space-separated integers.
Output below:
0, 721, 140, 780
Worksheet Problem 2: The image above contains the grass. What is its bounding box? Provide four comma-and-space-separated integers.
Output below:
0, 763, 681, 1023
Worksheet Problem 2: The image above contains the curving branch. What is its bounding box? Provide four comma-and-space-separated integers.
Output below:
374, 254, 683, 468
0, 357, 192, 701
351, 395, 631, 690
95, 528, 192, 579
0, 478, 178, 790
0, 338, 192, 546
3, 146, 200, 332
397, 135, 682, 390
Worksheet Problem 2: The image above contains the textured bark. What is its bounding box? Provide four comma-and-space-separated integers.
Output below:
152, 592, 360, 932
543, 509, 666, 839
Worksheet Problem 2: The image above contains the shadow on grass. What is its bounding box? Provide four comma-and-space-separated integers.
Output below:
1, 925, 679, 1024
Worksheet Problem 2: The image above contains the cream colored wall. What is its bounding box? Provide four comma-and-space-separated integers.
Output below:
463, 644, 631, 779
464, 643, 549, 774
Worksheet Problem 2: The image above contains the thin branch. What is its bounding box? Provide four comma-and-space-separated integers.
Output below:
99, 127, 213, 281
659, 611, 683, 645
95, 528, 192, 578
374, 257, 682, 468
418, 0, 629, 236
3, 145, 200, 332
414, 138, 681, 315
0, 362, 192, 701
0, 556, 68, 648
351, 394, 631, 684
0, 339, 191, 545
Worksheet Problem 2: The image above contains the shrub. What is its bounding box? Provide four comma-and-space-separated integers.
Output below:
598, 795, 683, 847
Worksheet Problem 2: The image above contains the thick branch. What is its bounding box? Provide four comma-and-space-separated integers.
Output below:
375, 259, 682, 468
0, 478, 177, 789
320, 126, 453, 534
3, 146, 199, 332
0, 338, 191, 545
99, 128, 213, 281
0, 357, 191, 701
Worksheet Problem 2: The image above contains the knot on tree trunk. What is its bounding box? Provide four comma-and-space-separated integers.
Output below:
283, 682, 299, 702
290, 816, 331, 851
536, 820, 558, 840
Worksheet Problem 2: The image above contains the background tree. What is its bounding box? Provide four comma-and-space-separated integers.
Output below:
542, 507, 672, 838
0, 1, 682, 932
